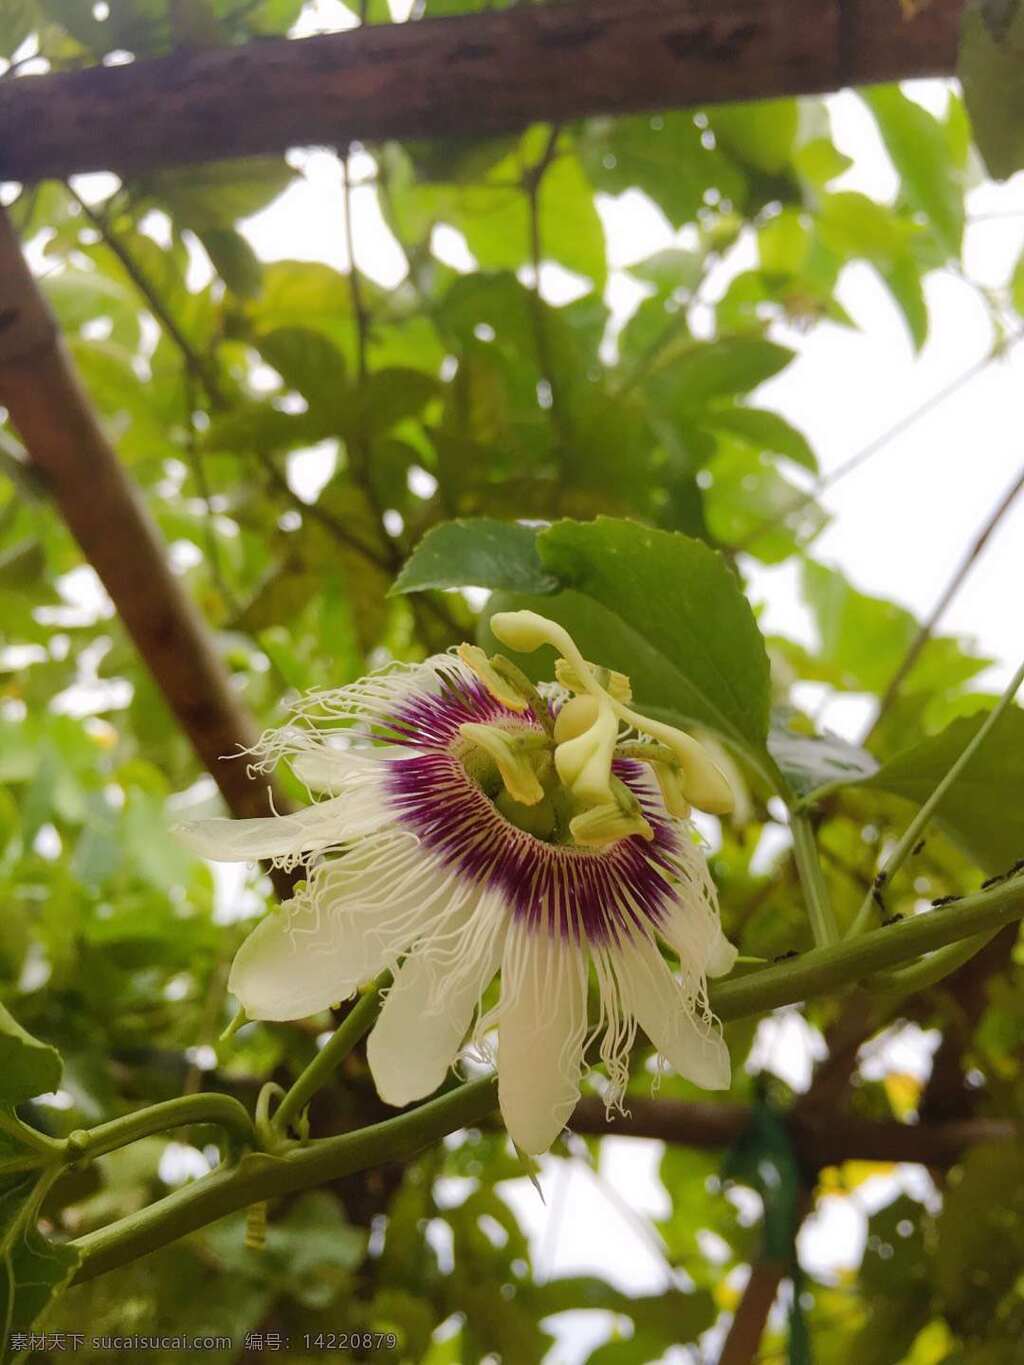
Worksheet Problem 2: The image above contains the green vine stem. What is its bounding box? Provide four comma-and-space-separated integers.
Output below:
272, 972, 389, 1137
66, 872, 1024, 1284
72, 1075, 499, 1284
0, 1108, 65, 1157
847, 652, 1024, 940
789, 812, 838, 946
65, 1093, 255, 1163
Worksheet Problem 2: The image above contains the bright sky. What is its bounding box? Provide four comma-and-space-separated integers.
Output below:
7, 9, 1024, 1354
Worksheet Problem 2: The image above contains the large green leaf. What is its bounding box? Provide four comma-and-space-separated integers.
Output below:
0, 1006, 62, 1107
958, 0, 1024, 180
863, 86, 964, 257
864, 706, 1024, 875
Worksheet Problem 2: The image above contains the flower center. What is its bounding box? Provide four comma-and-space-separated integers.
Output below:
451, 612, 735, 849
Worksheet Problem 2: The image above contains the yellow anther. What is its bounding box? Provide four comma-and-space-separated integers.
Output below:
460, 723, 545, 806
613, 707, 734, 816
457, 643, 528, 712
651, 761, 692, 820
553, 695, 601, 745
570, 781, 653, 847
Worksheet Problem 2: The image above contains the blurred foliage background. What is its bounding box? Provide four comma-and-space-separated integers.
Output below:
2, 1, 1024, 1361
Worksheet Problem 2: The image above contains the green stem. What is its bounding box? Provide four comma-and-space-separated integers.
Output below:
0, 1108, 65, 1157
790, 812, 838, 947
710, 875, 1024, 1021
66, 874, 1024, 1286
66, 1093, 255, 1162
72, 1076, 498, 1284
272, 974, 389, 1137
848, 653, 1024, 939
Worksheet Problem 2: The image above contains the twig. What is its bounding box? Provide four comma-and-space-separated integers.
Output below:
863, 459, 1024, 744
524, 126, 565, 429
717, 1260, 788, 1365
183, 374, 242, 616
66, 183, 226, 406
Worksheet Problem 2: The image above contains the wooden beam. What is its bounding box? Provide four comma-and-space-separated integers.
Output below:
0, 0, 964, 185
0, 207, 296, 897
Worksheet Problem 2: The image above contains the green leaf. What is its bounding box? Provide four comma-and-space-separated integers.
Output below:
530, 518, 774, 768
702, 440, 826, 562
758, 209, 812, 277
0, 1005, 62, 1106
705, 406, 817, 472
580, 112, 747, 229
0, 1129, 79, 1354
1011, 241, 1024, 314
864, 706, 1024, 875
650, 338, 795, 414
393, 519, 559, 596
135, 157, 295, 229
768, 719, 879, 799
935, 1142, 1024, 1335
863, 86, 964, 257
708, 99, 798, 175
818, 192, 920, 264
880, 253, 929, 352
197, 227, 263, 298
801, 560, 918, 695
958, 0, 1024, 180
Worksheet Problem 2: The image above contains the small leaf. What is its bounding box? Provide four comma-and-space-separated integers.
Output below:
768, 720, 879, 799
705, 406, 818, 472
0, 1004, 62, 1106
650, 338, 794, 414
197, 227, 263, 299
393, 520, 559, 596
863, 85, 964, 257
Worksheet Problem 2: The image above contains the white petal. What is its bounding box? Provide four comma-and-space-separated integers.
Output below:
290, 745, 414, 794
368, 899, 505, 1108
706, 929, 738, 978
228, 844, 442, 1020
618, 935, 731, 1091
174, 788, 389, 862
497, 928, 588, 1155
